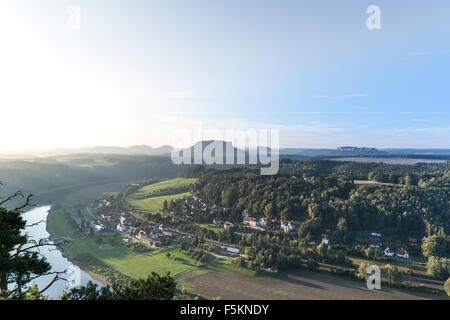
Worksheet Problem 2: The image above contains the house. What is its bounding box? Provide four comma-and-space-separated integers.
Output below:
281, 221, 295, 232
101, 214, 113, 221
120, 215, 130, 225
138, 229, 148, 238
116, 224, 127, 232
243, 217, 258, 227
303, 176, 314, 182
226, 247, 240, 254
397, 249, 409, 259
321, 236, 329, 245
258, 217, 267, 227
241, 209, 249, 217
223, 221, 234, 229
371, 232, 382, 238
384, 247, 395, 257
141, 236, 161, 248
94, 224, 104, 232
408, 238, 418, 246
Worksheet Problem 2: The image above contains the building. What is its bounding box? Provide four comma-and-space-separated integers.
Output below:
243, 217, 257, 227
141, 236, 161, 248
226, 247, 240, 254
408, 238, 418, 246
371, 232, 382, 238
120, 215, 130, 225
321, 236, 329, 245
116, 224, 127, 232
223, 221, 234, 229
397, 249, 409, 259
281, 221, 295, 232
258, 217, 267, 227
94, 224, 104, 232
384, 247, 395, 257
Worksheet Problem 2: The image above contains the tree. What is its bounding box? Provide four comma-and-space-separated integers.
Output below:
336, 217, 349, 243
221, 186, 238, 208
62, 272, 176, 300
264, 202, 276, 220
357, 261, 371, 281
316, 243, 328, 261
0, 191, 66, 299
422, 235, 446, 258
382, 264, 402, 287
445, 278, 450, 297
365, 247, 381, 260
427, 257, 449, 280
405, 174, 419, 186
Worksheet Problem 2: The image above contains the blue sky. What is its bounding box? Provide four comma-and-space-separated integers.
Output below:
1, 0, 449, 149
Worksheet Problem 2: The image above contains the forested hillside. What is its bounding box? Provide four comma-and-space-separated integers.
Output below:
0, 155, 183, 205
191, 161, 450, 241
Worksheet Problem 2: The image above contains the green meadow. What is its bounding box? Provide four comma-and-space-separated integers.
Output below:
127, 178, 197, 215
48, 208, 201, 279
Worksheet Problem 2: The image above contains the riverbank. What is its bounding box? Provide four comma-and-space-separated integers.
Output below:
45, 208, 110, 287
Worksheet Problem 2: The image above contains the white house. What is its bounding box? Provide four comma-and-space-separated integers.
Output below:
258, 217, 267, 227
94, 224, 104, 232
321, 236, 329, 245
281, 221, 295, 232
371, 232, 382, 238
384, 247, 395, 257
120, 215, 130, 225
397, 249, 409, 259
223, 221, 234, 229
226, 247, 240, 254
116, 224, 127, 232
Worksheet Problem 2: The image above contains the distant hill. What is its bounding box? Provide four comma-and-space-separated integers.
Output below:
0, 145, 173, 158
279, 146, 387, 157
2, 143, 450, 160
380, 148, 450, 155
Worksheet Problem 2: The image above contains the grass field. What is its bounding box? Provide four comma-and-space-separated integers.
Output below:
197, 224, 223, 234
49, 208, 202, 279
177, 264, 447, 300
49, 208, 447, 299
127, 178, 197, 215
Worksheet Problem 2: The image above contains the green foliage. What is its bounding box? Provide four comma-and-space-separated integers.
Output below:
427, 256, 449, 280
0, 206, 52, 299
357, 261, 371, 281
178, 165, 209, 178
381, 264, 402, 287
365, 247, 381, 260
193, 163, 449, 244
61, 272, 176, 300
422, 235, 447, 258
445, 278, 450, 296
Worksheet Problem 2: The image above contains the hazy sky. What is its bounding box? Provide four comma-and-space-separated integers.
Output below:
1, 0, 450, 150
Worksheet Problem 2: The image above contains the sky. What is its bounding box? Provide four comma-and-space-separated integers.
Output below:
0, 0, 449, 150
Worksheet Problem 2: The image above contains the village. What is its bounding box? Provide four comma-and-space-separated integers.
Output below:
82, 190, 418, 266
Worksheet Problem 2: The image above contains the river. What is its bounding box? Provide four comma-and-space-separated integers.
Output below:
16, 206, 103, 299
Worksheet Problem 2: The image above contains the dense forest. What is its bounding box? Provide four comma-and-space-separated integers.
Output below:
183, 161, 449, 262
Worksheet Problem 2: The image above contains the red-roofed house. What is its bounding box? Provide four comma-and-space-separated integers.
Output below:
384, 247, 395, 257
397, 249, 409, 259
